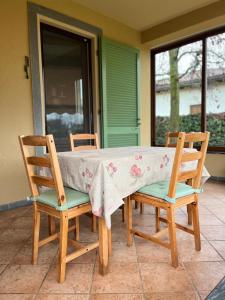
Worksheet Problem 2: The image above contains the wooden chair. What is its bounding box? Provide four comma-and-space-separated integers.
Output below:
69, 133, 113, 256
138, 131, 194, 216
19, 135, 99, 283
127, 132, 210, 267
166, 131, 194, 148
69, 133, 99, 151
166, 131, 194, 225
69, 133, 99, 233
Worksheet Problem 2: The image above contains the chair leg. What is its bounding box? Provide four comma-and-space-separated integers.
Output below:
58, 212, 68, 283
75, 217, 80, 241
92, 215, 97, 233
192, 200, 201, 251
108, 229, 112, 256
155, 207, 160, 232
32, 202, 40, 265
48, 216, 56, 236
187, 204, 193, 225
127, 196, 133, 246
140, 203, 144, 214
167, 206, 178, 268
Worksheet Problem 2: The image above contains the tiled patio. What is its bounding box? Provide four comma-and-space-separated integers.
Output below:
0, 180, 224, 300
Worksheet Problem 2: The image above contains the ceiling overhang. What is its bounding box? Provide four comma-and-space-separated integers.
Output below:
141, 0, 225, 43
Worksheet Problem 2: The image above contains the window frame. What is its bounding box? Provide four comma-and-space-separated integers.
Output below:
151, 25, 225, 153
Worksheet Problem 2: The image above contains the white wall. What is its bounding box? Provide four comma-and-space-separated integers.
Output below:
156, 81, 225, 116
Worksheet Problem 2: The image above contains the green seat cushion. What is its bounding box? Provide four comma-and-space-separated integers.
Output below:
138, 180, 202, 204
32, 187, 90, 211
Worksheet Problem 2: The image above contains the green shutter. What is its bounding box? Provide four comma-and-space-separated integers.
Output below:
101, 38, 140, 148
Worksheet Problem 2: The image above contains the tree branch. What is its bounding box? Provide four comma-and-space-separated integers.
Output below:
178, 50, 201, 61
179, 53, 201, 80
207, 50, 225, 62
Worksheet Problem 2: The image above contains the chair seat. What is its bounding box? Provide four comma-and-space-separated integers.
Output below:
138, 180, 201, 203
32, 187, 90, 211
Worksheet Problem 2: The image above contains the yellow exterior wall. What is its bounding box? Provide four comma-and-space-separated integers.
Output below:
206, 154, 225, 178
0, 0, 151, 205
144, 15, 225, 177
140, 48, 151, 147
0, 0, 223, 206
0, 1, 33, 205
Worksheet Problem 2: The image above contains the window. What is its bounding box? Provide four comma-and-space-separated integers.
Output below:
151, 27, 225, 152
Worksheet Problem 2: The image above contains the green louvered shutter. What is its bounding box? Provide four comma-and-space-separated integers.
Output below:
101, 38, 140, 148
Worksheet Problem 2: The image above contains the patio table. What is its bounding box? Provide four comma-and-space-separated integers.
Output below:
57, 146, 210, 274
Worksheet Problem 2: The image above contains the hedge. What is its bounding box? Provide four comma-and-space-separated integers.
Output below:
156, 113, 225, 146
47, 113, 224, 147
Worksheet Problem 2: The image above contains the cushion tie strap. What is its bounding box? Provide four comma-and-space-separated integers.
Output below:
162, 188, 203, 204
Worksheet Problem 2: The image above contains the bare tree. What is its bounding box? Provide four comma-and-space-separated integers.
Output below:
169, 48, 179, 132
169, 45, 201, 131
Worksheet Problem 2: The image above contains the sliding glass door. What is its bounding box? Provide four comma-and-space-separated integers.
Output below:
41, 23, 93, 151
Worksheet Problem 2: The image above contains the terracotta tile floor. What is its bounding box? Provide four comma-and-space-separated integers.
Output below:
0, 181, 225, 299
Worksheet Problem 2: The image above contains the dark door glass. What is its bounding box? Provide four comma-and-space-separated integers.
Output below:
41, 23, 93, 151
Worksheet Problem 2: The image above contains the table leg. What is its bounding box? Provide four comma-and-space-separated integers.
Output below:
98, 217, 109, 275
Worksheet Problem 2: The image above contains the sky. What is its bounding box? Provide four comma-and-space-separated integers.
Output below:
156, 32, 225, 82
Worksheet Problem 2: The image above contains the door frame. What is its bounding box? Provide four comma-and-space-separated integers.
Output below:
28, 3, 102, 152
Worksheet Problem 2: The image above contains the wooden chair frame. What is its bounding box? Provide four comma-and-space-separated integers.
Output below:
138, 131, 195, 216
127, 132, 210, 267
69, 133, 99, 152
165, 131, 194, 148
166, 131, 194, 225
69, 132, 100, 233
19, 135, 102, 282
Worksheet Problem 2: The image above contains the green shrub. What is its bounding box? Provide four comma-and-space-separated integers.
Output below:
156, 113, 225, 146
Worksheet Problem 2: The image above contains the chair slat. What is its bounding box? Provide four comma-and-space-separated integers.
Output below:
167, 143, 177, 148
181, 152, 202, 162
31, 175, 55, 188
167, 132, 179, 138
72, 134, 96, 140
167, 142, 194, 148
178, 170, 198, 182
27, 156, 51, 167
185, 133, 207, 143
73, 145, 97, 151
166, 132, 193, 148
22, 136, 47, 146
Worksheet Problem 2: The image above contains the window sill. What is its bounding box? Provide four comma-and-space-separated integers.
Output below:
153, 144, 225, 154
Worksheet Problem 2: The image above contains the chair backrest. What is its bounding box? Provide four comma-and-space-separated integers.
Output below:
165, 131, 194, 148
69, 133, 99, 151
19, 135, 66, 206
168, 132, 210, 199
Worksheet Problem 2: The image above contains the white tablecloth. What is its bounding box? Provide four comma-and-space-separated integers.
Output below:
57, 146, 210, 228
